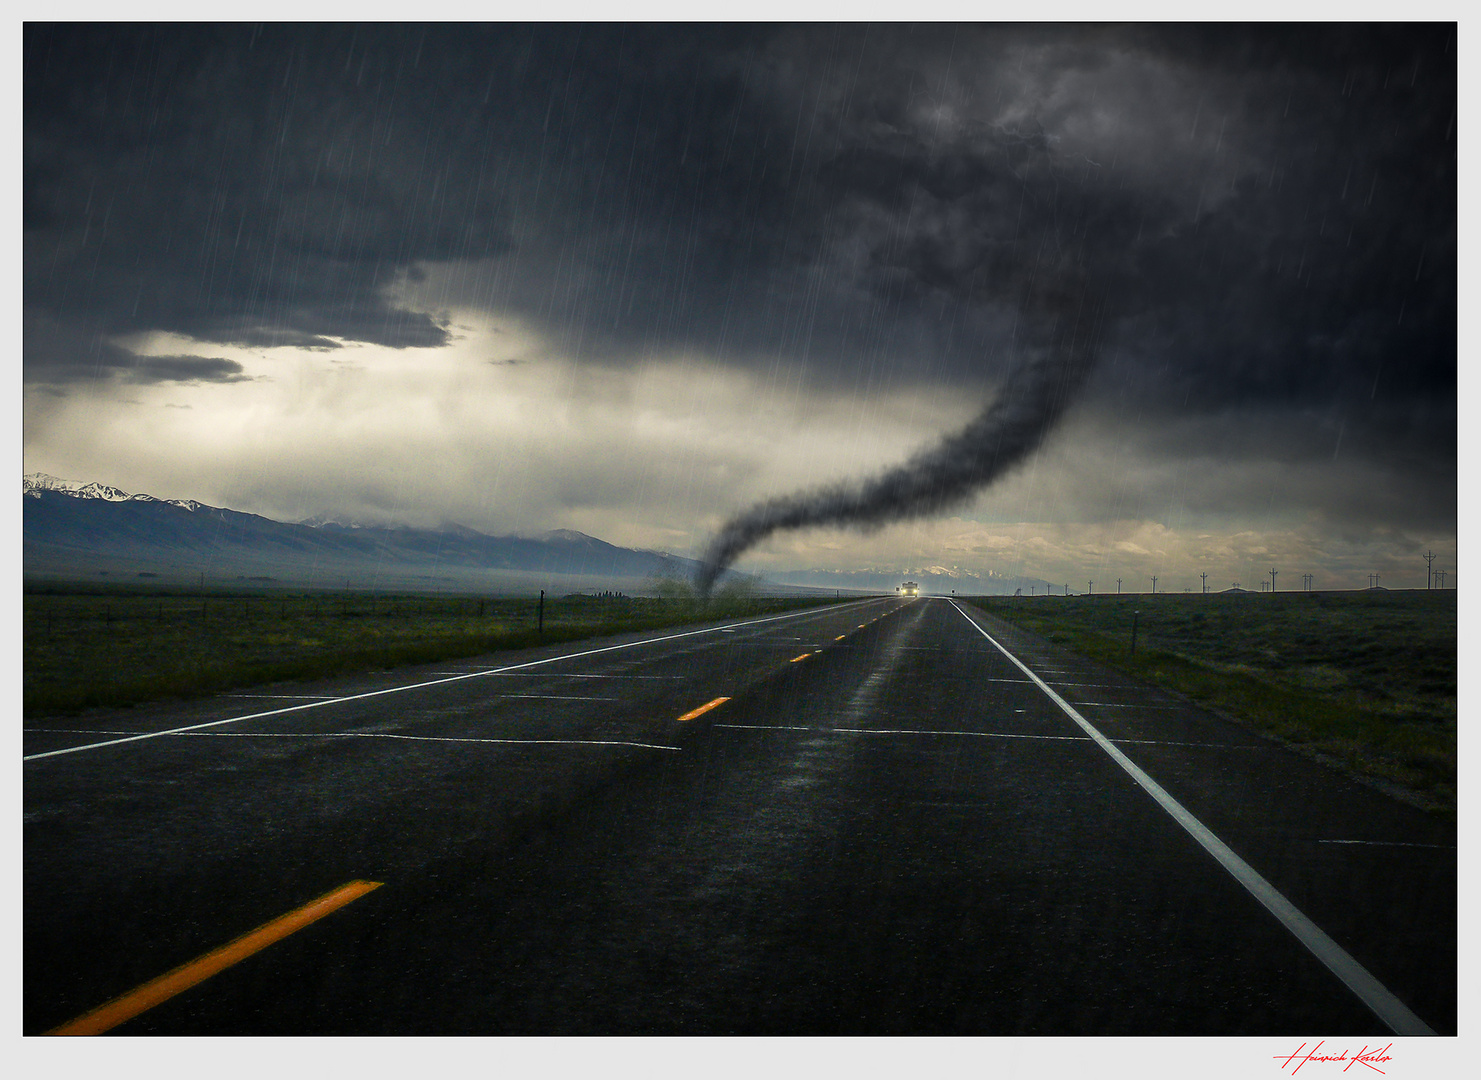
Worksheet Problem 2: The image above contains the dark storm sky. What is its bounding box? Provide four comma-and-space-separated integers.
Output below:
22, 22, 1458, 586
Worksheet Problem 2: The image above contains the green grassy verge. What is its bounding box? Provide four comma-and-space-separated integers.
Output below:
24, 581, 841, 719
967, 591, 1456, 817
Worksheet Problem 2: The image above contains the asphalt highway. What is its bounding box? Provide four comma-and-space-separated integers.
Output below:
24, 596, 1456, 1035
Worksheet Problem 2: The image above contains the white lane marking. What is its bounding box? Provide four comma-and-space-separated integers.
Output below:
1112, 740, 1266, 749
432, 673, 684, 680
1071, 702, 1181, 710
25, 727, 680, 750
710, 724, 1262, 749
1318, 839, 1455, 850
955, 678, 1142, 690
492, 694, 619, 702
27, 728, 182, 737
33, 728, 681, 755
541, 674, 684, 679
1050, 682, 1147, 689
24, 600, 879, 763
717, 724, 1090, 741
224, 694, 346, 700
948, 600, 1435, 1037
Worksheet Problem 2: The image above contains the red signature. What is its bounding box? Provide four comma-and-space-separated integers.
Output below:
1274, 1041, 1395, 1074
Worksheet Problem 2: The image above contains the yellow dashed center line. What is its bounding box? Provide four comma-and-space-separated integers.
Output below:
48, 880, 383, 1036
835, 635, 847, 641
674, 697, 731, 722
790, 653, 813, 663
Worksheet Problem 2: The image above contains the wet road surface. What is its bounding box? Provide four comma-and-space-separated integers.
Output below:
24, 597, 1456, 1034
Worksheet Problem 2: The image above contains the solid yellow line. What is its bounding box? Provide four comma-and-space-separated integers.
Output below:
675, 696, 730, 722
790, 653, 812, 662
48, 880, 383, 1035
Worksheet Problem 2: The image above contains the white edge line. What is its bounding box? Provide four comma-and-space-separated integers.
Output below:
948, 600, 1436, 1038
24, 599, 876, 763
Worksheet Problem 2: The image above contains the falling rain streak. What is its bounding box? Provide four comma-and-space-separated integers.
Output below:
22, 24, 1456, 592
697, 291, 1106, 593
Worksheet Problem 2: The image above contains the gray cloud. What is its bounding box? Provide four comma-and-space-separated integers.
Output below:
26, 24, 515, 360
125, 355, 252, 384
24, 24, 1454, 548
23, 314, 249, 385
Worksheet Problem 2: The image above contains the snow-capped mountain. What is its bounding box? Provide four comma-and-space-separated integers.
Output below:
24, 473, 203, 511
25, 473, 133, 502
22, 474, 718, 593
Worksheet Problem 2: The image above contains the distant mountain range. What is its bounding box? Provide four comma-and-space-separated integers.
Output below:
22, 474, 1046, 597
22, 474, 727, 595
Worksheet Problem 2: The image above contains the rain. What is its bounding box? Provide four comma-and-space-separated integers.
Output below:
23, 23, 1456, 594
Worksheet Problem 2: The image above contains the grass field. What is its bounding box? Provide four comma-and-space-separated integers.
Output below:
969, 590, 1456, 816
25, 582, 1457, 815
23, 581, 836, 720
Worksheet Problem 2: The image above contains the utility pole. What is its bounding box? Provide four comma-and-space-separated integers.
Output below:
1200, 572, 1208, 594
1424, 549, 1436, 589
1270, 568, 1278, 593
1117, 578, 1122, 594
1088, 581, 1093, 595
1150, 576, 1157, 594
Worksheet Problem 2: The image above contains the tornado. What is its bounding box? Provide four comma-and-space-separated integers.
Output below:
694, 291, 1105, 595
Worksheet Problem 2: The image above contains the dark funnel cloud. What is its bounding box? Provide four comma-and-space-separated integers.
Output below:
689, 23, 1454, 579
690, 57, 1140, 590
697, 286, 1105, 593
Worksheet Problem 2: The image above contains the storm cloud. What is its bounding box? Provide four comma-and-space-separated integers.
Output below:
23, 23, 1455, 585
